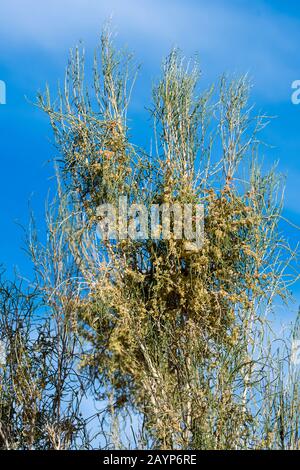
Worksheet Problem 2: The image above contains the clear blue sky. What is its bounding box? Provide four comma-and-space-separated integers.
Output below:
0, 0, 299, 322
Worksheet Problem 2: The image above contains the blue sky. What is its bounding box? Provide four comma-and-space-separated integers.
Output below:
0, 0, 300, 322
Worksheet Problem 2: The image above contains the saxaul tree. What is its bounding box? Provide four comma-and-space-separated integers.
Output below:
0, 269, 89, 449
1, 28, 299, 450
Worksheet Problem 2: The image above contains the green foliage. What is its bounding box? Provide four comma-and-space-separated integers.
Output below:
0, 29, 299, 450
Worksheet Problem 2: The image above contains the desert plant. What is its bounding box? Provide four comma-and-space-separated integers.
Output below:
2, 28, 297, 450
0, 267, 90, 449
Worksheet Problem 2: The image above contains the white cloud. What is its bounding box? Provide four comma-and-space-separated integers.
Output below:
0, 0, 299, 101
